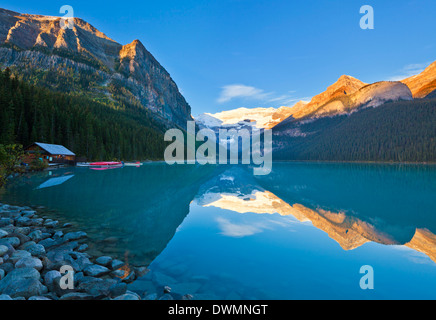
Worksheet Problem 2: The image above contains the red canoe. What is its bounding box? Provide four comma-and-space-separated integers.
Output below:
89, 162, 122, 166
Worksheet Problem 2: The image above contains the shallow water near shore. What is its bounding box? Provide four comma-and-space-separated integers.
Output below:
1, 162, 436, 299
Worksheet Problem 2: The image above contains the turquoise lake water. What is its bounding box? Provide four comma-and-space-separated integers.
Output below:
1, 162, 436, 299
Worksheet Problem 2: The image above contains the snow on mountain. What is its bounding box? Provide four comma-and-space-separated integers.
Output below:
195, 101, 308, 130
313, 81, 413, 118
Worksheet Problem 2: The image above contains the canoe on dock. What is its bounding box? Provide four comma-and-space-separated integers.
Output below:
124, 162, 143, 167
89, 162, 123, 166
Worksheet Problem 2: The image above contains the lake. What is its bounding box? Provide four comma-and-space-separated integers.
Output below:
1, 162, 436, 299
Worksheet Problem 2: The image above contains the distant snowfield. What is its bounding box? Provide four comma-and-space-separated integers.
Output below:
195, 102, 308, 129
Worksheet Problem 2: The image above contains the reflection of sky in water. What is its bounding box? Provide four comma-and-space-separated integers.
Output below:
151, 202, 436, 300
36, 175, 74, 189
1, 163, 436, 299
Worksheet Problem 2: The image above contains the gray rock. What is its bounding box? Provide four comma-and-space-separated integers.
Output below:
112, 269, 126, 278
63, 231, 87, 242
28, 230, 43, 242
0, 262, 14, 274
26, 244, 46, 257
63, 253, 91, 272
134, 266, 150, 278
44, 270, 61, 287
44, 221, 59, 228
96, 256, 112, 267
83, 264, 110, 277
78, 278, 117, 297
16, 217, 32, 227
0, 226, 14, 234
0, 294, 12, 300
122, 270, 136, 283
0, 218, 13, 227
0, 266, 40, 281
110, 259, 125, 270
68, 250, 89, 260
109, 282, 127, 298
15, 257, 43, 271
51, 258, 80, 273
113, 293, 140, 300
21, 210, 36, 217
43, 292, 59, 301
62, 223, 73, 228
143, 293, 158, 300
0, 267, 47, 299
47, 241, 78, 256
159, 293, 174, 300
0, 243, 14, 258
0, 237, 20, 248
59, 292, 94, 300
77, 244, 88, 252
40, 233, 52, 240
46, 249, 69, 265
73, 272, 85, 286
0, 229, 8, 239
51, 276, 76, 297
53, 231, 63, 239
9, 250, 32, 264
19, 241, 37, 251
0, 245, 8, 257
38, 238, 57, 249
29, 296, 52, 300
32, 218, 44, 226
75, 274, 99, 287
182, 294, 194, 300
9, 233, 30, 246
15, 227, 31, 235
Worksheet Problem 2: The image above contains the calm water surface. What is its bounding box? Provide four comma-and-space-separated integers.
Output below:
1, 162, 436, 299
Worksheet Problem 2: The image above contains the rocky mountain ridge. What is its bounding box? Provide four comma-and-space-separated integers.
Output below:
0, 8, 192, 129
402, 61, 436, 98
198, 61, 435, 131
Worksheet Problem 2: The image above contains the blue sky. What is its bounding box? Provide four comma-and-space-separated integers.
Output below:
2, 0, 436, 116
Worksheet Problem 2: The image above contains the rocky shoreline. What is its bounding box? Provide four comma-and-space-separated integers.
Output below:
0, 202, 191, 300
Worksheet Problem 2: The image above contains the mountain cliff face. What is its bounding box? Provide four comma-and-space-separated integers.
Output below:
0, 8, 192, 128
291, 75, 367, 120
201, 74, 413, 133
310, 81, 413, 118
278, 77, 413, 126
402, 61, 436, 98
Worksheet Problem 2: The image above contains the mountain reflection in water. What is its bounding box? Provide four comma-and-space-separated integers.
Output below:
196, 165, 436, 263
1, 162, 436, 299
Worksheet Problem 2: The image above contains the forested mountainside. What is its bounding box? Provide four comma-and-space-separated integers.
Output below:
273, 98, 436, 162
0, 8, 192, 129
0, 68, 167, 160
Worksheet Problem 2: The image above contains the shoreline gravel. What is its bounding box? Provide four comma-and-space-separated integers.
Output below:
0, 202, 192, 300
